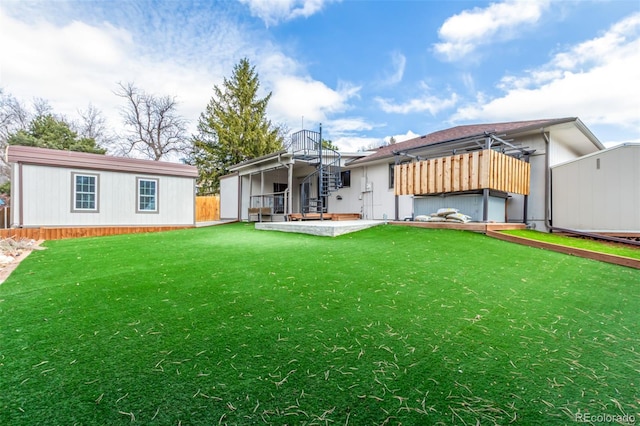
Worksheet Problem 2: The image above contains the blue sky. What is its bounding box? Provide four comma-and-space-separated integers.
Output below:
1, 0, 639, 154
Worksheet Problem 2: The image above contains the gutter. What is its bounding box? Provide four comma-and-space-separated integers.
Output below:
543, 130, 552, 231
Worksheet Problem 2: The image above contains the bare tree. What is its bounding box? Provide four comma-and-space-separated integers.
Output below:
0, 90, 32, 183
115, 82, 189, 161
0, 90, 30, 141
76, 103, 115, 150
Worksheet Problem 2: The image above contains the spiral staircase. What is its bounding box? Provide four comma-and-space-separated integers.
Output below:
289, 127, 341, 219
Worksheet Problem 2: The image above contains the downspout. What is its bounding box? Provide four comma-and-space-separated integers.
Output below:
522, 153, 530, 224
394, 155, 400, 221
482, 136, 491, 222
542, 130, 552, 231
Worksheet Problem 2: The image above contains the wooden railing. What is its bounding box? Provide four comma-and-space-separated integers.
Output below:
394, 149, 530, 196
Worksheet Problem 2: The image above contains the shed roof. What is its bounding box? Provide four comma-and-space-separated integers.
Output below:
551, 142, 640, 169
6, 145, 198, 178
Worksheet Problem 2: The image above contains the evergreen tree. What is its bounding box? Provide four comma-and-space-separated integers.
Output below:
192, 58, 283, 194
8, 114, 105, 154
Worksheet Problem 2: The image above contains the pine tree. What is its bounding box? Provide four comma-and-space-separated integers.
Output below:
192, 58, 283, 194
8, 114, 105, 154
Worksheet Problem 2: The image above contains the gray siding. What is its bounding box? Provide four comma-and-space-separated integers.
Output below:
414, 194, 506, 222
552, 144, 640, 232
14, 164, 195, 227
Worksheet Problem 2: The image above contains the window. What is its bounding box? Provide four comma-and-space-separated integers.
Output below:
137, 178, 158, 213
72, 173, 99, 212
389, 162, 409, 189
340, 170, 351, 188
389, 163, 395, 189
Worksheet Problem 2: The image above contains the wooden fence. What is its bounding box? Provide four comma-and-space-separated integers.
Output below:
196, 195, 220, 222
395, 149, 530, 196
0, 196, 220, 242
0, 226, 192, 241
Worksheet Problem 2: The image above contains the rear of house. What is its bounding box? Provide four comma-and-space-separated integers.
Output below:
7, 145, 198, 228
220, 118, 605, 232
347, 117, 604, 231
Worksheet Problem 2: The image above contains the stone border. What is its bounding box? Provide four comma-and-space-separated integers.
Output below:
0, 240, 45, 285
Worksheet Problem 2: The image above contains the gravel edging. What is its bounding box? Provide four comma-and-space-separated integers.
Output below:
0, 239, 45, 285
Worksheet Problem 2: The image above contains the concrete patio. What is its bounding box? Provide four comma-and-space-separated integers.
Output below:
255, 220, 385, 237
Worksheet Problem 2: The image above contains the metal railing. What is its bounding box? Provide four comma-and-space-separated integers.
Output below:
249, 190, 289, 221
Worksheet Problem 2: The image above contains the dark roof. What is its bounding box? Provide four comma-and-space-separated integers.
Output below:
349, 118, 578, 165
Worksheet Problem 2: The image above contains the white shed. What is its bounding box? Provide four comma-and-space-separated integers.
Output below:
551, 143, 640, 233
7, 145, 198, 228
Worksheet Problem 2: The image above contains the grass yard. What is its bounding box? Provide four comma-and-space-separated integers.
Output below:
502, 229, 640, 260
0, 223, 638, 425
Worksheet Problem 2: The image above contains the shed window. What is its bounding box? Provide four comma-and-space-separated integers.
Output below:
72, 173, 99, 212
137, 178, 158, 213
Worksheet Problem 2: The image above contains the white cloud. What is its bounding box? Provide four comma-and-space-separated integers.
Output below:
453, 12, 640, 136
386, 130, 419, 144
333, 136, 381, 152
433, 0, 549, 62
326, 118, 375, 134
375, 83, 458, 115
238, 0, 337, 26
0, 4, 251, 138
0, 2, 359, 151
380, 51, 406, 86
269, 77, 360, 126
333, 129, 419, 152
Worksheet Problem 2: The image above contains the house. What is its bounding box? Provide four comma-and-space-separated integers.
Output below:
6, 145, 198, 228
220, 128, 369, 222
349, 117, 604, 231
221, 118, 605, 232
551, 143, 640, 234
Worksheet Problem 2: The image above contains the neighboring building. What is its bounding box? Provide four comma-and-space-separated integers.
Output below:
6, 145, 198, 228
551, 143, 640, 234
222, 118, 605, 232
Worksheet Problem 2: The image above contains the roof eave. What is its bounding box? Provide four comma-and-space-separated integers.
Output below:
228, 150, 290, 171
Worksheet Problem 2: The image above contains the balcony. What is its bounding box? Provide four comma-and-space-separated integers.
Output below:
394, 149, 530, 196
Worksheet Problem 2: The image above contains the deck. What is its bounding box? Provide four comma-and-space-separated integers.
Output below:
287, 213, 362, 221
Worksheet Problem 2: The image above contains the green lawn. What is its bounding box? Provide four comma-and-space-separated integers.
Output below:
503, 229, 640, 260
1, 224, 638, 425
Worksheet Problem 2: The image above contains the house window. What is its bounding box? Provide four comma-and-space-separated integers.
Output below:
340, 170, 351, 188
72, 173, 99, 212
389, 163, 395, 189
137, 178, 158, 213
389, 162, 409, 189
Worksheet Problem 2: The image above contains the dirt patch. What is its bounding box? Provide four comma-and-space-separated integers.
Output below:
0, 238, 45, 284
